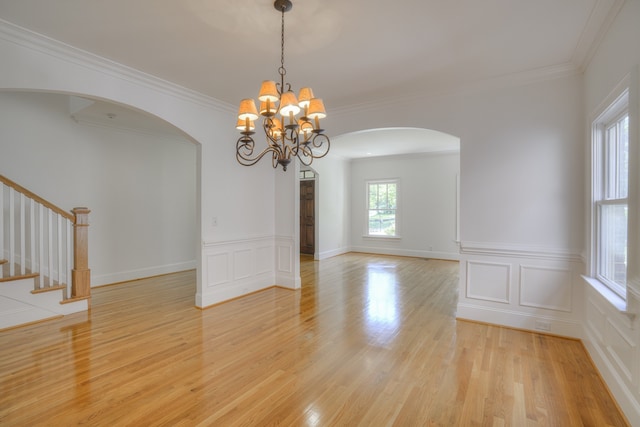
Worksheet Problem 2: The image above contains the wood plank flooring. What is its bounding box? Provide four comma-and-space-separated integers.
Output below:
0, 253, 629, 426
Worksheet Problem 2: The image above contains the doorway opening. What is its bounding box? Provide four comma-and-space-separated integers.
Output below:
299, 168, 317, 256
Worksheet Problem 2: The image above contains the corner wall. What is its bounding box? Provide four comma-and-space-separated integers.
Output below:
582, 0, 640, 423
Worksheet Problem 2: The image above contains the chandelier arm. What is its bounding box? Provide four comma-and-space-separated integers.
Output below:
297, 133, 330, 161
236, 135, 281, 167
295, 144, 314, 166
310, 133, 331, 158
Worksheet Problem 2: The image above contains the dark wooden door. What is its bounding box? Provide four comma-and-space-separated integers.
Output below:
300, 180, 315, 255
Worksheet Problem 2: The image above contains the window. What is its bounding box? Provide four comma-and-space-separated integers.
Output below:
367, 180, 398, 237
592, 91, 629, 299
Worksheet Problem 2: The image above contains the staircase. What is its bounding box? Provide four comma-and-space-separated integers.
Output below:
0, 175, 90, 330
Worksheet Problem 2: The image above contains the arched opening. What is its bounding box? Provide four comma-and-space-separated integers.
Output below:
0, 90, 201, 298
303, 127, 461, 261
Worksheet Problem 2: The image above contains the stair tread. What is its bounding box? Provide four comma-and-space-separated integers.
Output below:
31, 284, 66, 294
0, 272, 39, 283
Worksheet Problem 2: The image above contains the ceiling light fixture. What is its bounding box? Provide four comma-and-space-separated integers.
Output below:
235, 0, 330, 172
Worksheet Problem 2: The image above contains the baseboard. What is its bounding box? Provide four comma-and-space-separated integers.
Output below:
583, 328, 640, 426
92, 260, 197, 287
349, 246, 460, 261
456, 302, 582, 338
317, 247, 350, 260
196, 276, 275, 308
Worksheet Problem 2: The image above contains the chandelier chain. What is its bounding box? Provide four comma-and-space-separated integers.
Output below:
279, 4, 286, 80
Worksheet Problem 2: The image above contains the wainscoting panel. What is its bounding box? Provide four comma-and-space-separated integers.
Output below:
233, 249, 253, 281
256, 245, 273, 275
606, 317, 636, 383
207, 252, 229, 287
520, 265, 572, 312
198, 236, 276, 308
277, 244, 292, 274
275, 236, 300, 289
586, 298, 606, 345
466, 261, 511, 304
457, 241, 583, 338
583, 283, 640, 424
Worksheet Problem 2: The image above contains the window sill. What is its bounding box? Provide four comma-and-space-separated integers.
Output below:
582, 275, 636, 322
363, 235, 402, 240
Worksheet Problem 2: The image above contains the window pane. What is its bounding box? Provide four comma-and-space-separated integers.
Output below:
379, 184, 389, 209
367, 182, 398, 236
604, 115, 629, 200
369, 184, 378, 209
369, 210, 396, 235
619, 115, 629, 198
388, 184, 397, 209
598, 203, 627, 290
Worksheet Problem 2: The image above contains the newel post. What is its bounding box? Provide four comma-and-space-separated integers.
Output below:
71, 207, 91, 301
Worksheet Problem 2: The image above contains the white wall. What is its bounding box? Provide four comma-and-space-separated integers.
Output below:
349, 152, 460, 260
0, 92, 197, 285
310, 154, 351, 260
582, 0, 640, 423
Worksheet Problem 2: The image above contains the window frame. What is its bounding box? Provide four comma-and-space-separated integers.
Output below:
365, 179, 400, 238
590, 89, 629, 300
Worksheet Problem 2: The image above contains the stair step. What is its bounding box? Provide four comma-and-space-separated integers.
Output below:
0, 296, 62, 331
31, 284, 67, 294
0, 272, 39, 283
61, 295, 91, 305
1, 261, 36, 280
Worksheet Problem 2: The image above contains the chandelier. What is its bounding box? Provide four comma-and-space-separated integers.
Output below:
235, 0, 330, 172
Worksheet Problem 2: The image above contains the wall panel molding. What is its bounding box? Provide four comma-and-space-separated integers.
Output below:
275, 235, 300, 289
198, 236, 275, 308
519, 265, 572, 312
466, 261, 511, 304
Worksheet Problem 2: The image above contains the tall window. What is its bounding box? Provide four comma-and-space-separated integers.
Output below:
593, 92, 629, 299
367, 180, 398, 236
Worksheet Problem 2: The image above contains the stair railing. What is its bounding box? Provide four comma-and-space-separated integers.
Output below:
0, 175, 90, 303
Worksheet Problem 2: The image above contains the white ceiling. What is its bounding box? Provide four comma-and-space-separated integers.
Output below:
0, 0, 620, 157
331, 128, 459, 159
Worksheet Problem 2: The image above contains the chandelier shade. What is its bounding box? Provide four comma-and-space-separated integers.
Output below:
235, 0, 330, 171
237, 99, 259, 121
258, 81, 279, 103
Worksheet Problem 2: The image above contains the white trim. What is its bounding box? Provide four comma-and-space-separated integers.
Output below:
573, 0, 626, 72
459, 241, 582, 262
92, 260, 197, 287
0, 18, 234, 113
350, 246, 459, 261
582, 275, 635, 320
202, 235, 273, 248
583, 327, 640, 425
456, 302, 583, 338
365, 178, 400, 238
317, 247, 350, 260
331, 63, 580, 117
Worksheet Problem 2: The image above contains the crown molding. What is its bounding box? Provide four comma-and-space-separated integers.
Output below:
573, 0, 626, 73
0, 19, 235, 114
71, 116, 193, 144
332, 62, 581, 117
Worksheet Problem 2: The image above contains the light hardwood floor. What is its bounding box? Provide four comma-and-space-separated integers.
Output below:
0, 253, 629, 426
